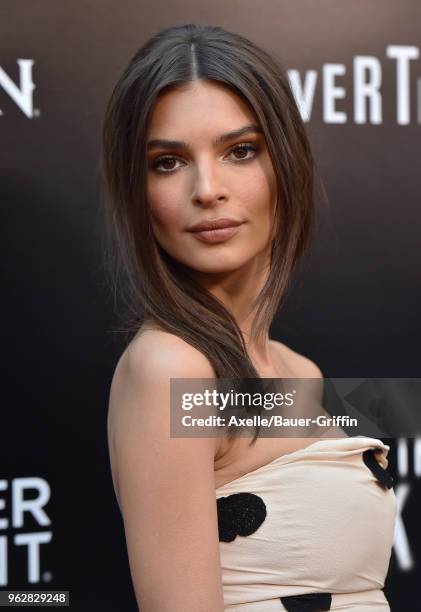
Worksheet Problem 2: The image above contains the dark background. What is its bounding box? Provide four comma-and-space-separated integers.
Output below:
1, 1, 420, 610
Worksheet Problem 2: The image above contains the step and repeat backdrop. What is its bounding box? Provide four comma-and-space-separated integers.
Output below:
1, 1, 420, 610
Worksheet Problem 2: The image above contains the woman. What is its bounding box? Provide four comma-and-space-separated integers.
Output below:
101, 24, 396, 611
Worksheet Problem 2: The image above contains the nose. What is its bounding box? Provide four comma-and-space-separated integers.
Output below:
191, 157, 229, 207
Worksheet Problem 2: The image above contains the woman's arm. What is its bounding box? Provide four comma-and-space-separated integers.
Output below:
107, 330, 225, 612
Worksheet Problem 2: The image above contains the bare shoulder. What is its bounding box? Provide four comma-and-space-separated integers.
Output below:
129, 323, 216, 374
270, 338, 323, 378
109, 325, 216, 420
108, 325, 217, 460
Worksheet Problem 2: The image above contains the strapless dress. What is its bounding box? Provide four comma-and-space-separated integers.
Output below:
215, 436, 396, 611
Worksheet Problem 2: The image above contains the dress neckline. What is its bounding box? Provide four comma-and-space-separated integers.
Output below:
214, 435, 388, 492
215, 439, 325, 492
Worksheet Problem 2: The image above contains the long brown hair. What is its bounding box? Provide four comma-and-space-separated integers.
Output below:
100, 23, 322, 441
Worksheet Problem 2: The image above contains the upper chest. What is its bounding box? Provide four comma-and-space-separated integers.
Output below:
213, 341, 323, 489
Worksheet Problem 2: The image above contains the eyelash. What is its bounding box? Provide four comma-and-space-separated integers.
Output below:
151, 143, 259, 174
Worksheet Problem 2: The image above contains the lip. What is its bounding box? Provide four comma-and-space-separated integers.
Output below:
190, 224, 242, 244
187, 217, 243, 232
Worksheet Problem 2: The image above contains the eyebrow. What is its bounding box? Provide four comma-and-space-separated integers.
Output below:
147, 124, 263, 151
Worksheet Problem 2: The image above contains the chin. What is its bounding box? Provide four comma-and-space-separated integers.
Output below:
190, 263, 242, 274
184, 254, 256, 275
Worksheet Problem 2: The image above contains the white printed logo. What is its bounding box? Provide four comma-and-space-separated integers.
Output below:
0, 477, 52, 585
392, 438, 421, 571
289, 45, 420, 125
0, 59, 37, 118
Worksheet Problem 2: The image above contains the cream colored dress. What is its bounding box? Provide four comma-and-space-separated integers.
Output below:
215, 436, 397, 611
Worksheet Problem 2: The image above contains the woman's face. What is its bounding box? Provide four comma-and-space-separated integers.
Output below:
146, 80, 278, 275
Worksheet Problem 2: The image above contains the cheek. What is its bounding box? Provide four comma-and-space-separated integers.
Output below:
237, 168, 277, 225
147, 183, 182, 232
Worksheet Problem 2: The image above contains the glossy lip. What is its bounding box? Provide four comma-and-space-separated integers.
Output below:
189, 224, 242, 244
187, 217, 243, 233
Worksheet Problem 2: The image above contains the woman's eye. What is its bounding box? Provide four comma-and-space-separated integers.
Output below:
228, 143, 258, 161
152, 156, 183, 173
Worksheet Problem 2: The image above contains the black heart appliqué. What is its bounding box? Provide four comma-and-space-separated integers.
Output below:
217, 492, 267, 542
